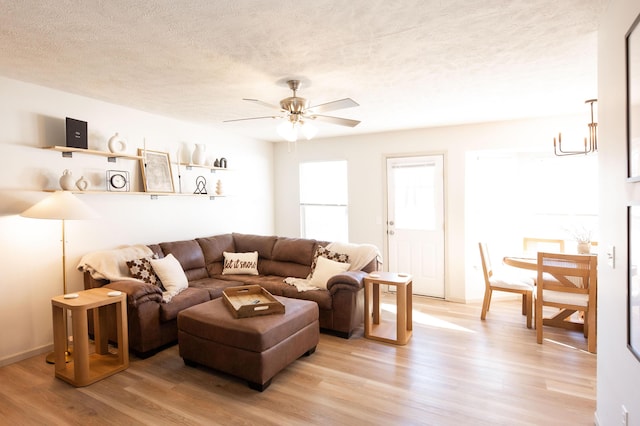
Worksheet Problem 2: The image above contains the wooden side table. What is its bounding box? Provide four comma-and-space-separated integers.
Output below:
51, 287, 129, 386
363, 272, 413, 345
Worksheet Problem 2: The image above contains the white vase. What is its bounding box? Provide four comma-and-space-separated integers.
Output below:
192, 144, 207, 166
107, 133, 128, 153
59, 169, 75, 190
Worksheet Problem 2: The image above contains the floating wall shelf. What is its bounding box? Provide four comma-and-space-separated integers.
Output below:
180, 162, 228, 172
44, 189, 225, 200
44, 146, 142, 162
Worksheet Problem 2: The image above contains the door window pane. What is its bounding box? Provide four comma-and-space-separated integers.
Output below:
393, 163, 436, 230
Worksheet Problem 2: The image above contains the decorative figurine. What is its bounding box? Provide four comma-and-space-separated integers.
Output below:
194, 176, 207, 194
76, 176, 90, 191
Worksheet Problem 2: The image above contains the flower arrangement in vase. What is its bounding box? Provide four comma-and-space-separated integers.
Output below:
565, 225, 592, 254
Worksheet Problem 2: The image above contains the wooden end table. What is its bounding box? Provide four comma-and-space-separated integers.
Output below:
51, 287, 129, 386
363, 272, 413, 345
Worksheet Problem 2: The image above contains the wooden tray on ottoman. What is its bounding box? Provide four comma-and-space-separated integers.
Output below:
222, 285, 285, 318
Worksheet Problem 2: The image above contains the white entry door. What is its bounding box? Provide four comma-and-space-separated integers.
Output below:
386, 155, 445, 298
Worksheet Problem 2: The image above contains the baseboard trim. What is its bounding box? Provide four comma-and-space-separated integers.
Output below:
0, 343, 52, 367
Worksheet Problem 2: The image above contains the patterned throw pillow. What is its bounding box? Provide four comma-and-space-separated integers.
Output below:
308, 246, 350, 278
127, 257, 166, 291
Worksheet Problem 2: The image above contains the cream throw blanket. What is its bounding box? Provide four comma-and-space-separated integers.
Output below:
326, 242, 382, 272
285, 242, 382, 292
77, 244, 153, 282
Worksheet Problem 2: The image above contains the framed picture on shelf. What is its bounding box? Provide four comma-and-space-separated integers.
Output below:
626, 12, 640, 181
628, 205, 640, 361
139, 149, 175, 193
106, 170, 130, 192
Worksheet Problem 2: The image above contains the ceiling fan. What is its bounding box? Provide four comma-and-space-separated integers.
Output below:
224, 79, 360, 142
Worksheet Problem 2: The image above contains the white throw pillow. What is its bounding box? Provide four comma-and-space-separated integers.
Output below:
150, 253, 188, 297
222, 251, 259, 275
309, 255, 351, 290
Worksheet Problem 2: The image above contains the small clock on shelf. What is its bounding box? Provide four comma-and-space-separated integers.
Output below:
106, 170, 130, 192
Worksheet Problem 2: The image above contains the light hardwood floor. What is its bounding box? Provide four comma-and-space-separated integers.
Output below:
0, 294, 596, 425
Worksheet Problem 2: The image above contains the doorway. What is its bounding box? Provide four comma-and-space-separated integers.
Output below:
386, 155, 445, 298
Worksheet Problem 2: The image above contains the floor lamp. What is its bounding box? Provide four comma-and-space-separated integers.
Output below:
21, 191, 99, 364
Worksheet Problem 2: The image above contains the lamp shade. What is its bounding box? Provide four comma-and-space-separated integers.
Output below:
277, 120, 318, 142
301, 121, 318, 140
21, 191, 99, 220
277, 120, 298, 142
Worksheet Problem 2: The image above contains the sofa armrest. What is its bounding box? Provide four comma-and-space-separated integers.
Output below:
326, 270, 368, 294
104, 280, 163, 307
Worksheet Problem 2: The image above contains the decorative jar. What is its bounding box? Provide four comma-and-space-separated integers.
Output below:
59, 169, 75, 190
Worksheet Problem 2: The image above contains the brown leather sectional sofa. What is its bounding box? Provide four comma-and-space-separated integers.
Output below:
84, 233, 378, 357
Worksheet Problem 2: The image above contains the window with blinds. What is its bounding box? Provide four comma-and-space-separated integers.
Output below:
299, 160, 348, 242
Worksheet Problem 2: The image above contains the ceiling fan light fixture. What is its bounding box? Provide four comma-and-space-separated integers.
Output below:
277, 120, 298, 142
225, 78, 360, 142
300, 121, 317, 140
280, 97, 309, 113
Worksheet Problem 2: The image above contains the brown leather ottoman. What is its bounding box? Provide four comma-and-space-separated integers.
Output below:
177, 295, 319, 391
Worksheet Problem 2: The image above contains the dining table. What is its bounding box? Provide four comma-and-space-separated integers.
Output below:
502, 256, 538, 271
502, 254, 597, 332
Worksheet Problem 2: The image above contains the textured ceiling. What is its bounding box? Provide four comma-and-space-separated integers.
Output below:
0, 0, 610, 142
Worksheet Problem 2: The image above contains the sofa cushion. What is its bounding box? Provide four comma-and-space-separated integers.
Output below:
189, 277, 244, 299
159, 239, 208, 281
271, 237, 318, 265
197, 234, 235, 264
257, 237, 318, 278
159, 287, 211, 322
240, 275, 289, 296
232, 233, 277, 260
148, 243, 163, 258
259, 259, 311, 279
222, 251, 259, 275
281, 285, 332, 310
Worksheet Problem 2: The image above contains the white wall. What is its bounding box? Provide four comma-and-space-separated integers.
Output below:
273, 114, 585, 303
597, 1, 640, 424
0, 76, 274, 365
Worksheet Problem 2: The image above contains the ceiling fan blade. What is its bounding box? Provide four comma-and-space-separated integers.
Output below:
310, 114, 361, 127
308, 98, 359, 114
223, 115, 281, 123
243, 98, 283, 111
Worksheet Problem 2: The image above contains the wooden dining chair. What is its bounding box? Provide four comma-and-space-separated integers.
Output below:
535, 252, 597, 353
479, 242, 535, 328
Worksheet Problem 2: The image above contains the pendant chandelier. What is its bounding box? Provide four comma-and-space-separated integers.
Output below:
553, 99, 598, 156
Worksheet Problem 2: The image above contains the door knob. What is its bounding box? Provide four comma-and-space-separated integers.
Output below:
388, 230, 395, 235
388, 220, 395, 226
